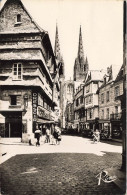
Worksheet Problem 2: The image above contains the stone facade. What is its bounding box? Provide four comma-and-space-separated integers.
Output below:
98, 65, 123, 138
83, 70, 104, 130
0, 0, 40, 33
73, 85, 85, 132
0, 0, 59, 141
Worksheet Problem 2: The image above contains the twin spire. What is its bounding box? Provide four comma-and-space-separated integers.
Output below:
54, 24, 88, 78
54, 24, 86, 60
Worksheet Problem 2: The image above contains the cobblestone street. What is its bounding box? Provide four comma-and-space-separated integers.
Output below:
0, 136, 125, 195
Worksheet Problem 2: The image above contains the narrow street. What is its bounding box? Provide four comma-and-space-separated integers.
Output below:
0, 135, 125, 195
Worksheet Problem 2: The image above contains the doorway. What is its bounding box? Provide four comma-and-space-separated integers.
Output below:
5, 113, 22, 138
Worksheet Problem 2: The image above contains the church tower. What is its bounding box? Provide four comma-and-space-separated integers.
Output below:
54, 24, 65, 128
74, 26, 89, 81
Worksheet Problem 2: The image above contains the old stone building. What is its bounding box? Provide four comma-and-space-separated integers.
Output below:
83, 70, 104, 131
73, 70, 104, 133
98, 65, 123, 138
73, 85, 85, 132
0, 0, 60, 141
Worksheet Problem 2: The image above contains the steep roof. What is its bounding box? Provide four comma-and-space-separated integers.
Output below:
85, 70, 105, 84
0, 0, 47, 34
114, 64, 124, 83
0, 0, 56, 69
112, 64, 122, 81
98, 64, 121, 90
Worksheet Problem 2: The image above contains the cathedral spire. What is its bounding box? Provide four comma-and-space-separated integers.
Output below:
78, 25, 84, 59
54, 24, 61, 59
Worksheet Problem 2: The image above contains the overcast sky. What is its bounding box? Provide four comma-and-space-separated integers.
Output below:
0, 0, 123, 80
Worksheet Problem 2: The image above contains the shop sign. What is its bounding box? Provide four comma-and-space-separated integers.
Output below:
37, 106, 50, 120
32, 93, 38, 121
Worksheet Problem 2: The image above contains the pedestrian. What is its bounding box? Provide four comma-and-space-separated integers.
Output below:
35, 126, 41, 146
96, 129, 100, 142
28, 134, 33, 146
53, 126, 62, 145
53, 128, 58, 145
45, 125, 50, 143
57, 129, 62, 145
93, 129, 100, 143
41, 126, 46, 144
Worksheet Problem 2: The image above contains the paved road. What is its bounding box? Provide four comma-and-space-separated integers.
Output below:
0, 136, 125, 195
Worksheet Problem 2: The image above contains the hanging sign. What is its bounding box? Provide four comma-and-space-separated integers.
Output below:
32, 92, 38, 121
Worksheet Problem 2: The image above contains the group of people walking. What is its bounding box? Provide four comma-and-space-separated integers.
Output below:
32, 125, 62, 146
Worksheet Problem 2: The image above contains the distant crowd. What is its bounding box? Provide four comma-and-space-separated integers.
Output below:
29, 125, 62, 146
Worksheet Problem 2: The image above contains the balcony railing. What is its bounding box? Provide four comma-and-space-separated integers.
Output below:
110, 113, 122, 120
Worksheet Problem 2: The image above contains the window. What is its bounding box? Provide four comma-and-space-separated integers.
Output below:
67, 86, 69, 92
102, 109, 104, 119
86, 85, 90, 93
90, 109, 92, 119
80, 96, 83, 104
101, 93, 104, 104
104, 77, 106, 84
106, 91, 109, 102
17, 14, 21, 23
106, 108, 109, 119
10, 95, 21, 106
10, 95, 17, 105
76, 99, 78, 106
115, 106, 118, 114
115, 86, 120, 97
13, 63, 22, 80
89, 95, 92, 103
86, 97, 88, 105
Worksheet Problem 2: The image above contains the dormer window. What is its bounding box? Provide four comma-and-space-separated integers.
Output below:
17, 14, 21, 23
104, 77, 106, 84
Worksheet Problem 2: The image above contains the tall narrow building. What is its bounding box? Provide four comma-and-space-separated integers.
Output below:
54, 24, 65, 128
74, 26, 89, 82
0, 0, 57, 141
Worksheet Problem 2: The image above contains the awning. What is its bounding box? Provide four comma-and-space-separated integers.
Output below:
37, 118, 55, 124
99, 120, 110, 123
87, 120, 95, 123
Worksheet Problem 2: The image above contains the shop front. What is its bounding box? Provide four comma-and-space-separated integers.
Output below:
0, 110, 23, 138
99, 120, 111, 137
111, 121, 122, 139
32, 91, 54, 129
87, 120, 96, 131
